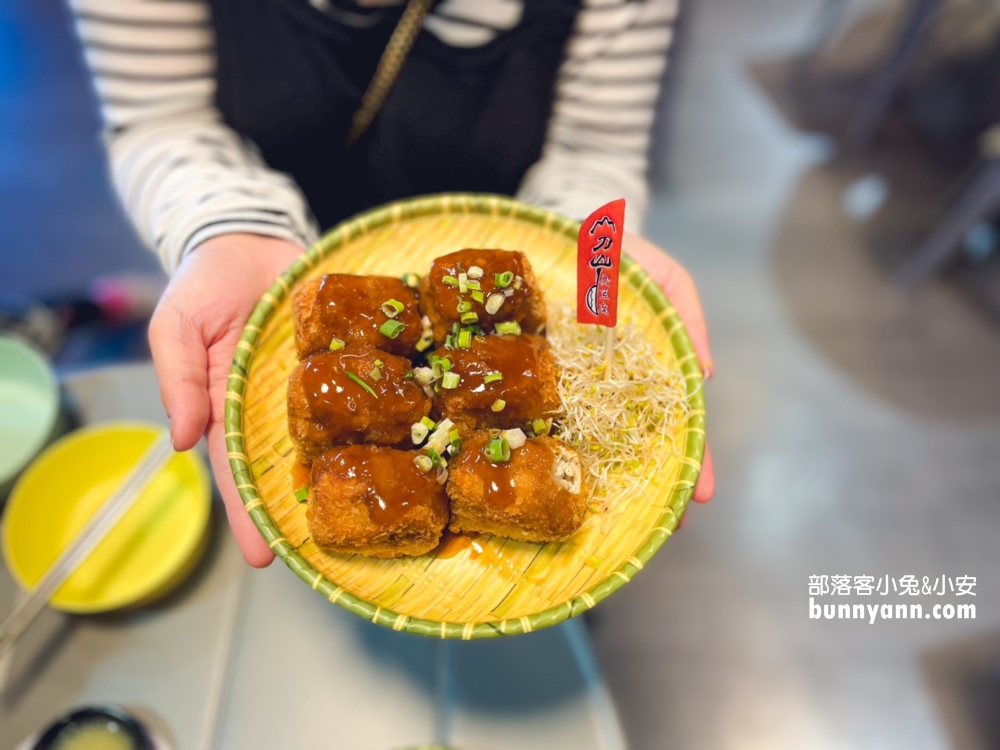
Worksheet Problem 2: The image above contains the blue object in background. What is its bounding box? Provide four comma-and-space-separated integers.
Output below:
0, 0, 161, 303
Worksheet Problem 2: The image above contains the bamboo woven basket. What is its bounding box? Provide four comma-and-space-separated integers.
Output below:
225, 193, 705, 639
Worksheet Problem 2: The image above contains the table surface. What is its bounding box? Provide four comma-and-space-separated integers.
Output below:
0, 362, 625, 750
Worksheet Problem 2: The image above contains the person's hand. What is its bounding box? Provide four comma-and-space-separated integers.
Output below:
624, 232, 715, 505
149, 233, 303, 567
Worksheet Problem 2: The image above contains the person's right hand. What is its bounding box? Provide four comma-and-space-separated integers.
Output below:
149, 233, 303, 567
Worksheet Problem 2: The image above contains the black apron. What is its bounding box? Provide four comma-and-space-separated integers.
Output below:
210, 0, 581, 231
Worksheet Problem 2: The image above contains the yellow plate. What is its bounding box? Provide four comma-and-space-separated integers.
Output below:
227, 194, 705, 638
2, 422, 211, 613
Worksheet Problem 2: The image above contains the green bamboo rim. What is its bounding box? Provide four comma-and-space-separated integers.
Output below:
225, 193, 706, 639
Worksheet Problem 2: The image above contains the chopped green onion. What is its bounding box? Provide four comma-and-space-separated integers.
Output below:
485, 437, 511, 463
460, 311, 479, 324
485, 294, 505, 315
532, 418, 550, 436
456, 300, 473, 314
512, 275, 524, 290
471, 290, 485, 304
415, 331, 434, 352
379, 319, 405, 339
444, 334, 455, 349
442, 275, 459, 286
425, 418, 455, 455
491, 399, 506, 412
369, 367, 382, 381
436, 466, 448, 485
402, 272, 420, 288
413, 367, 434, 386
468, 265, 484, 279
466, 280, 481, 291
440, 357, 452, 372
373, 359, 383, 368
495, 321, 522, 336
458, 272, 468, 293
381, 298, 405, 317
345, 371, 378, 398
329, 338, 346, 351
413, 454, 434, 472
441, 372, 461, 389
449, 428, 461, 446
495, 271, 514, 288
457, 330, 472, 348
404, 370, 415, 380
483, 371, 503, 384
294, 486, 310, 502
421, 416, 437, 430
411, 422, 429, 444
426, 447, 443, 468
500, 428, 525, 449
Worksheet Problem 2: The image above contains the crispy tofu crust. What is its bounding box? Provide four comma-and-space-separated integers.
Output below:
288, 345, 430, 463
418, 249, 546, 343
308, 445, 449, 558
293, 274, 422, 358
429, 334, 562, 432
446, 434, 587, 543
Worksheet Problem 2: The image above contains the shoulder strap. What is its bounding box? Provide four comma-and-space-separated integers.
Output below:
344, 0, 434, 148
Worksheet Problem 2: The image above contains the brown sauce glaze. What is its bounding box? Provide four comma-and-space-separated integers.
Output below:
468, 437, 556, 509
426, 249, 531, 326
300, 346, 427, 440
313, 446, 435, 526
444, 334, 540, 401
311, 274, 420, 355
431, 530, 483, 559
291, 460, 312, 488
429, 334, 559, 430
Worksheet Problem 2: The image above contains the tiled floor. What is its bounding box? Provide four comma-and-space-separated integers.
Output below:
3, 0, 999, 748
589, 1, 1000, 748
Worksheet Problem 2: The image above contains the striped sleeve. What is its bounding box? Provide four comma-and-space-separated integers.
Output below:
69, 0, 319, 272
516, 0, 677, 232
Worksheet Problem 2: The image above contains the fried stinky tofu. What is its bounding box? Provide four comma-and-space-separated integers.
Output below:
308, 445, 449, 558
429, 334, 561, 431
418, 249, 546, 342
288, 345, 430, 463
293, 274, 422, 358
447, 434, 587, 543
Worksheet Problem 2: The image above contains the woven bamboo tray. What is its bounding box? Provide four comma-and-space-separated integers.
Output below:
225, 193, 705, 639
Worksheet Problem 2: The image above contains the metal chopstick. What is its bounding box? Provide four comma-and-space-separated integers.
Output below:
0, 431, 175, 662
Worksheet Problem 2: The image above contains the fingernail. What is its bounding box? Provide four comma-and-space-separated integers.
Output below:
702, 362, 714, 380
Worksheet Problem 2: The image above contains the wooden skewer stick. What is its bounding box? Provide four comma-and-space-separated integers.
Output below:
604, 325, 615, 381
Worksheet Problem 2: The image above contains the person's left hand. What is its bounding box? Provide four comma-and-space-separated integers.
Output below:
624, 232, 715, 505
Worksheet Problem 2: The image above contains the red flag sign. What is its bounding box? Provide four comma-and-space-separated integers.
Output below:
577, 198, 625, 327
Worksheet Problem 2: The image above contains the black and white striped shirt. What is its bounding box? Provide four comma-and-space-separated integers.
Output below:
69, 0, 677, 271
